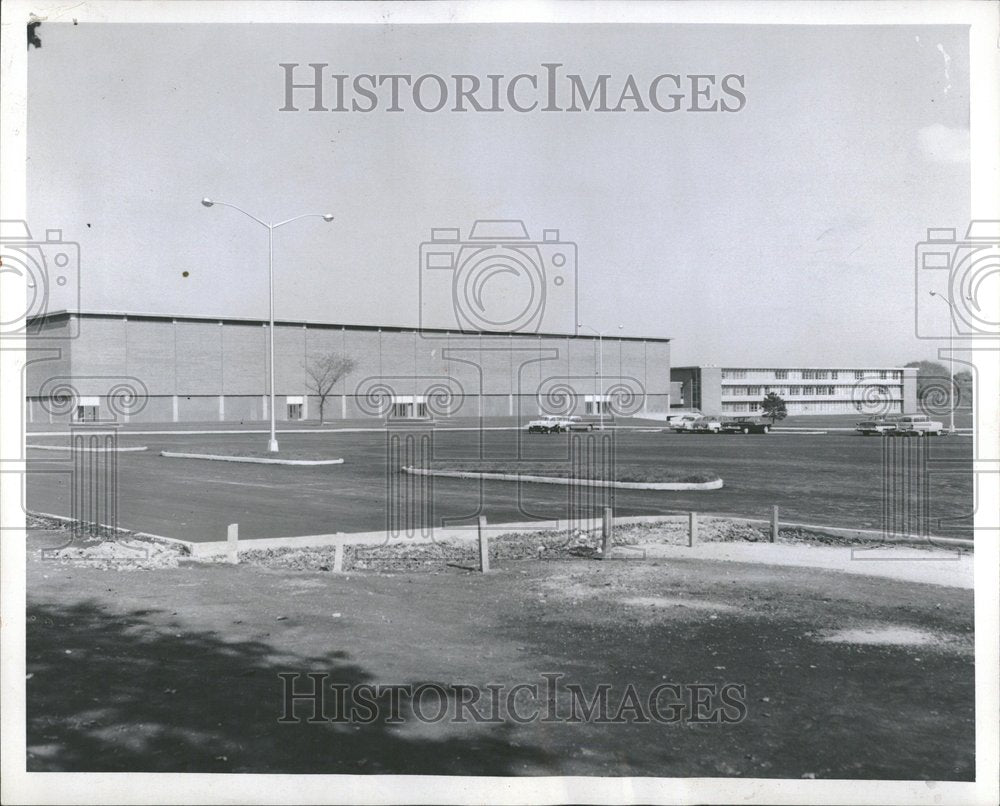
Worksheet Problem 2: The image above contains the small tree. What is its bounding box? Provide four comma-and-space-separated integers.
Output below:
760, 392, 787, 424
304, 352, 357, 425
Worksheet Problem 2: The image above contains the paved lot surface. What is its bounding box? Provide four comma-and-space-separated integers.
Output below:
26, 428, 974, 542
26, 535, 974, 777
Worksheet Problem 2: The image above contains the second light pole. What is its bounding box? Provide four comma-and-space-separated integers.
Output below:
201, 198, 334, 452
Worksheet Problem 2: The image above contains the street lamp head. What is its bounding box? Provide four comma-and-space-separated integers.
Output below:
201, 198, 214, 207
929, 291, 938, 297
322, 214, 335, 222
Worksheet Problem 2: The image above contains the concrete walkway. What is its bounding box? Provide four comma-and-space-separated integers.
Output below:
635, 540, 973, 589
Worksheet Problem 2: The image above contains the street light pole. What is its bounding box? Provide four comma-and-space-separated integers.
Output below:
578, 323, 623, 431
928, 291, 955, 434
201, 199, 334, 452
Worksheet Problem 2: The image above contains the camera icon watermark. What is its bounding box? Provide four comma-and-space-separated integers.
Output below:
418, 220, 578, 336
0, 220, 80, 339
915, 220, 1000, 339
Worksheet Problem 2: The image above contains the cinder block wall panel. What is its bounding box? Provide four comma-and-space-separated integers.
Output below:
25, 318, 74, 397
274, 326, 307, 394
175, 322, 223, 395
125, 319, 177, 395
70, 317, 128, 383
178, 395, 220, 421
130, 396, 174, 423
223, 395, 263, 422
222, 324, 267, 395
343, 329, 383, 398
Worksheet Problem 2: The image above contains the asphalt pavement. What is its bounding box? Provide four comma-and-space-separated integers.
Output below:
26, 428, 974, 542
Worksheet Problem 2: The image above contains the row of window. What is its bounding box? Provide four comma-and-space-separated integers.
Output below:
721, 385, 892, 397
721, 369, 901, 381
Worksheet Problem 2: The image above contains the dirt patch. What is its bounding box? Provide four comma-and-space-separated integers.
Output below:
818, 626, 969, 654
622, 595, 735, 612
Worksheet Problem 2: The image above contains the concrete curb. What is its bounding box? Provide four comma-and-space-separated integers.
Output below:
27, 444, 149, 452
159, 451, 344, 466
400, 466, 724, 491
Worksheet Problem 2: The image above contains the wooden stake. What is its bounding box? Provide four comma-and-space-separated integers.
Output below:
478, 515, 489, 573
226, 523, 239, 564
601, 507, 613, 558
689, 511, 697, 547
771, 506, 779, 544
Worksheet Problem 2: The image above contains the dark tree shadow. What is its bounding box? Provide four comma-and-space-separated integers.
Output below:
27, 600, 548, 774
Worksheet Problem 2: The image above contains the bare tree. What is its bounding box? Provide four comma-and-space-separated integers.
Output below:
303, 353, 357, 425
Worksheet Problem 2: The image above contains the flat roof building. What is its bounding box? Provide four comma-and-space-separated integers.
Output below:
671, 365, 918, 417
25, 311, 672, 424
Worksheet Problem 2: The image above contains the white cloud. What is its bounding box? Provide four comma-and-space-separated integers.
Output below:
918, 124, 970, 164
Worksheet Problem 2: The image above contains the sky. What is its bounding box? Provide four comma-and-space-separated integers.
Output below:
26, 23, 970, 366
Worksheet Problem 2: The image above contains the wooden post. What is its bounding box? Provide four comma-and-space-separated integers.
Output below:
333, 543, 344, 573
688, 511, 697, 547
226, 523, 239, 564
771, 506, 779, 543
601, 507, 613, 557
478, 515, 490, 573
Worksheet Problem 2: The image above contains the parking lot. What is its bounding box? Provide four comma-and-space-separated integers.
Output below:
26, 425, 975, 542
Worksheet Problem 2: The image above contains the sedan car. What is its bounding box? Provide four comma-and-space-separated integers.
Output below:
527, 415, 565, 434
855, 419, 896, 436
721, 416, 771, 434
690, 415, 723, 434
669, 413, 703, 433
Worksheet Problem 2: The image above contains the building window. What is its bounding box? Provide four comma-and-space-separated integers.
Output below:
390, 397, 429, 419
802, 386, 815, 395
801, 370, 815, 379
722, 370, 746, 380
831, 371, 839, 380
75, 404, 99, 422
749, 402, 760, 412
878, 370, 888, 380
854, 370, 865, 380
774, 370, 788, 380
747, 386, 761, 395
585, 395, 611, 415
286, 396, 304, 420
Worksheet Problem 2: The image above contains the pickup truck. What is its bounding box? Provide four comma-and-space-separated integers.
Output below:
892, 414, 945, 436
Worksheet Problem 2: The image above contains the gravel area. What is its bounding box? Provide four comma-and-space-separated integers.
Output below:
27, 514, 187, 570
235, 519, 968, 574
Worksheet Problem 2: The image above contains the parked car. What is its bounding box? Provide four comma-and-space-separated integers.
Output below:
690, 415, 723, 434
669, 412, 703, 433
527, 415, 566, 434
721, 415, 771, 434
855, 418, 896, 436
891, 413, 945, 436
